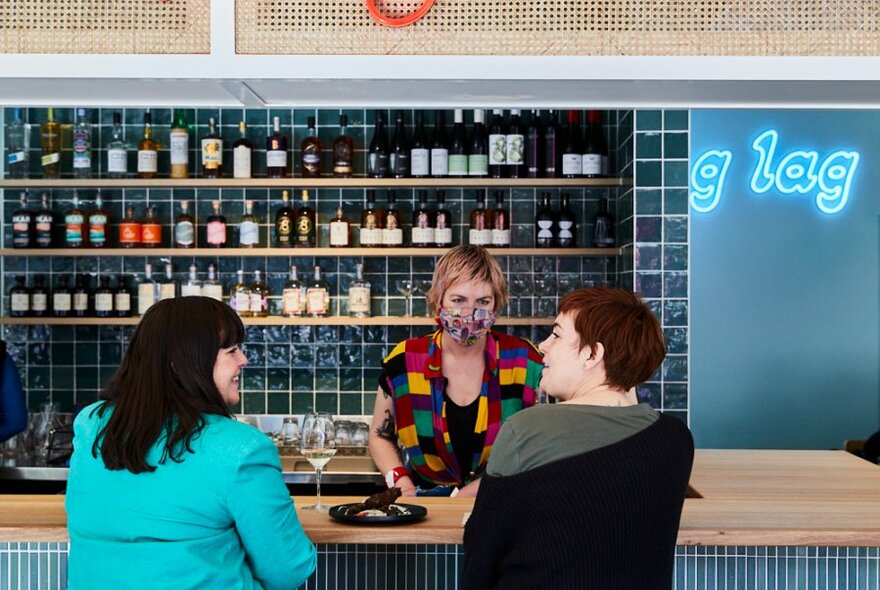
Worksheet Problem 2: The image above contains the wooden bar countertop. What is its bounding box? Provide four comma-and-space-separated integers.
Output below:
2, 450, 880, 546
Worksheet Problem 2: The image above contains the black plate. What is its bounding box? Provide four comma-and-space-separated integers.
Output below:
328, 503, 428, 525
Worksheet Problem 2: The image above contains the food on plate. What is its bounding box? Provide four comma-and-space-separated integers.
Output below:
343, 487, 410, 517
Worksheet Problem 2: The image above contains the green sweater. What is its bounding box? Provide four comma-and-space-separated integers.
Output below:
486, 402, 659, 476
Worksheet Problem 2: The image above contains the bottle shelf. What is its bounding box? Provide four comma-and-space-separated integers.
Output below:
0, 177, 629, 190
0, 247, 622, 257
0, 316, 554, 327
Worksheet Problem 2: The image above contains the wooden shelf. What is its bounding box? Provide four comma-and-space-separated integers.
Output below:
0, 247, 622, 257
0, 316, 553, 327
0, 177, 629, 189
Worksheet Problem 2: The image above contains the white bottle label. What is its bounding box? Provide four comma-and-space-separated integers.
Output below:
435, 227, 453, 245
489, 134, 507, 165
138, 284, 157, 315
54, 293, 71, 312
181, 283, 202, 297
430, 149, 448, 176
169, 130, 189, 165
410, 149, 430, 176
233, 292, 250, 313
267, 150, 286, 168
469, 229, 492, 246
411, 226, 435, 245
159, 284, 176, 301
562, 154, 582, 176
175, 221, 195, 247
233, 146, 252, 178
201, 284, 223, 301
8, 151, 26, 164
95, 293, 113, 312
115, 293, 131, 312
491, 229, 511, 246
32, 293, 48, 312
202, 139, 223, 166
506, 134, 524, 164
107, 148, 127, 174
137, 150, 158, 173
282, 288, 304, 316
306, 288, 328, 315
537, 220, 554, 241
248, 293, 264, 314
558, 221, 574, 241
582, 154, 602, 176
73, 293, 88, 311
348, 287, 371, 315
359, 227, 383, 247
329, 221, 349, 247
239, 221, 259, 246
383, 228, 403, 246
11, 293, 28, 312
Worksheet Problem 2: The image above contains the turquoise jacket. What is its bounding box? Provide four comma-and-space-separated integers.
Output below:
66, 402, 316, 590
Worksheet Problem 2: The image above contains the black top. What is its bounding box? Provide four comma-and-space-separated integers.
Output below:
443, 391, 481, 481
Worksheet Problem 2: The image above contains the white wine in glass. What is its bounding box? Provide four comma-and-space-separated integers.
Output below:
300, 412, 337, 512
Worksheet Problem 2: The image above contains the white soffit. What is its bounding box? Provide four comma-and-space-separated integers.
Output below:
0, 79, 243, 108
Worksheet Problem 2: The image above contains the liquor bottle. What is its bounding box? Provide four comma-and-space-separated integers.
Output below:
137, 110, 158, 179
182, 264, 203, 297
137, 264, 160, 316
201, 264, 223, 301
544, 110, 560, 178
9, 276, 30, 318
94, 275, 114, 318
206, 200, 227, 248
238, 199, 260, 247
535, 192, 557, 248
448, 109, 468, 178
72, 108, 92, 178
274, 190, 294, 247
159, 263, 178, 301
488, 109, 506, 178
382, 190, 404, 247
329, 206, 351, 248
348, 262, 371, 318
306, 265, 330, 318
31, 275, 49, 318
266, 116, 289, 178
300, 115, 323, 177
169, 109, 190, 179
468, 191, 492, 246
526, 110, 542, 178
583, 110, 609, 177
174, 200, 195, 248
410, 111, 430, 178
491, 190, 511, 247
556, 193, 577, 247
11, 191, 33, 249
106, 112, 128, 179
87, 193, 109, 248
592, 197, 615, 247
230, 269, 252, 317
65, 193, 86, 248
359, 190, 384, 248
249, 270, 270, 317
34, 193, 54, 248
115, 274, 132, 318
332, 114, 354, 177
411, 189, 434, 248
201, 116, 223, 178
506, 109, 526, 179
561, 110, 582, 178
389, 110, 410, 178
282, 266, 306, 318
41, 108, 61, 179
141, 206, 162, 248
119, 206, 142, 248
430, 110, 449, 177
468, 109, 488, 177
6, 108, 29, 179
72, 274, 90, 317
367, 110, 389, 178
434, 190, 453, 248
294, 190, 316, 247
53, 275, 73, 317
232, 121, 254, 179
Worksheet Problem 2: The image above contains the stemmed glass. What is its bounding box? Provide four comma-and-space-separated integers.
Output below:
417, 279, 433, 317
509, 276, 532, 318
299, 412, 337, 513
395, 279, 415, 317
533, 275, 557, 318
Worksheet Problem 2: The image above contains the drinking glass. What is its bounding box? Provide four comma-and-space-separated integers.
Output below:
509, 276, 532, 318
299, 412, 337, 512
280, 416, 301, 447
395, 279, 415, 317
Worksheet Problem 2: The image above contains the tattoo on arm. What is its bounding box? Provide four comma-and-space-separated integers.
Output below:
376, 410, 396, 441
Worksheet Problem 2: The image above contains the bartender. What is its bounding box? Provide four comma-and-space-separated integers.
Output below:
368, 245, 544, 497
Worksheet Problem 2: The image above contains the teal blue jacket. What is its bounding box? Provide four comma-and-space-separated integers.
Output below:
66, 402, 316, 590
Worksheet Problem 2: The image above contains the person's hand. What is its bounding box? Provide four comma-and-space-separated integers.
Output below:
397, 475, 417, 497
454, 478, 481, 497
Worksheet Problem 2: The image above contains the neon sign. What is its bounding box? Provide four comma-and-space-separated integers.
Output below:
690, 129, 860, 215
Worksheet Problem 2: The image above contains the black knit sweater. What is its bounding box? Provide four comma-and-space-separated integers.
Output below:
461, 414, 694, 590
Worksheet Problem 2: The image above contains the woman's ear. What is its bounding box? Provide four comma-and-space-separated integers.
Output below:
583, 342, 605, 368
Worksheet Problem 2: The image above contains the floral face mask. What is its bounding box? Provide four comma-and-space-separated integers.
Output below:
438, 308, 497, 346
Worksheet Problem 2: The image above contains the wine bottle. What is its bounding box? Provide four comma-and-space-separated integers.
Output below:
411, 189, 435, 248
506, 109, 526, 179
282, 265, 306, 318
300, 115, 323, 177
6, 108, 29, 179
141, 206, 162, 248
491, 190, 511, 247
348, 263, 371, 318
448, 109, 468, 178
535, 192, 556, 248
106, 111, 128, 179
137, 110, 158, 179
368, 110, 389, 178
306, 265, 330, 317
468, 191, 492, 247
11, 191, 34, 249
119, 206, 142, 249
169, 108, 190, 179
232, 121, 254, 179
526, 110, 542, 178
329, 206, 351, 248
468, 109, 488, 177
206, 200, 227, 248
544, 110, 560, 178
561, 110, 582, 178
201, 116, 223, 178
275, 190, 294, 247
174, 200, 195, 248
488, 109, 506, 178
583, 110, 609, 178
266, 116, 289, 178
359, 190, 384, 248
40, 108, 61, 179
294, 189, 316, 247
72, 108, 92, 179
556, 193, 577, 247
410, 111, 430, 178
434, 190, 453, 247
238, 199, 260, 247
430, 110, 449, 177
389, 110, 410, 178
592, 197, 615, 247
333, 114, 354, 177
382, 190, 404, 247
87, 193, 109, 248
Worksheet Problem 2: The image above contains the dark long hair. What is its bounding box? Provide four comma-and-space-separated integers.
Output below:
92, 297, 245, 473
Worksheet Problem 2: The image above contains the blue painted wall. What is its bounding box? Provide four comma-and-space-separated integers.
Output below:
690, 110, 880, 449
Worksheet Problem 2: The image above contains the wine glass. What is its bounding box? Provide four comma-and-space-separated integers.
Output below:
509, 275, 532, 318
299, 412, 337, 512
417, 279, 433, 316
395, 278, 415, 317
280, 416, 301, 447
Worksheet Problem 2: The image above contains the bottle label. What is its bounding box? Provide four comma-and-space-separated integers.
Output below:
181, 283, 201, 297
207, 221, 227, 246
411, 226, 435, 245
233, 146, 252, 178
115, 293, 131, 312
537, 220, 555, 243
175, 221, 194, 247
348, 286, 371, 315
389, 152, 409, 176
170, 130, 189, 165
430, 149, 449, 176
41, 152, 60, 166
448, 155, 468, 176
12, 214, 31, 247
65, 214, 84, 245
54, 293, 72, 312
142, 223, 161, 245
468, 229, 492, 246
248, 292, 266, 314
72, 130, 91, 168
201, 284, 223, 301
239, 220, 259, 246
468, 154, 488, 176
95, 293, 113, 312
267, 150, 287, 168
435, 227, 453, 246
11, 293, 29, 312
359, 227, 383, 246
382, 228, 403, 246
233, 292, 250, 313
491, 229, 511, 246
562, 154, 582, 176
201, 139, 223, 168
329, 220, 350, 247
582, 154, 602, 176
159, 284, 176, 301
107, 149, 127, 174
306, 288, 328, 316
119, 223, 142, 245
276, 217, 292, 244
73, 293, 88, 311
506, 134, 524, 165
410, 149, 430, 176
36, 214, 53, 246
295, 216, 313, 245
557, 220, 575, 244
282, 288, 304, 316
302, 148, 321, 170
489, 134, 507, 165
32, 293, 47, 312
89, 214, 107, 245
368, 153, 388, 176
137, 150, 158, 173
7, 151, 26, 165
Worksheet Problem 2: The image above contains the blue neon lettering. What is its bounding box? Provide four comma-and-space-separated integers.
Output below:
690, 150, 732, 213
816, 151, 859, 214
750, 130, 777, 194
775, 151, 818, 194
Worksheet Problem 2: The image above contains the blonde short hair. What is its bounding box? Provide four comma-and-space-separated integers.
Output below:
427, 245, 508, 315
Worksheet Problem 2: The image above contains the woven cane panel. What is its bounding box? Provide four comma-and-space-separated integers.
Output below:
0, 0, 210, 54
236, 0, 880, 56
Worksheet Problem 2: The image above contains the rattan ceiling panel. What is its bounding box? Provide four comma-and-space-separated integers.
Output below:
0, 0, 210, 54
235, 0, 880, 56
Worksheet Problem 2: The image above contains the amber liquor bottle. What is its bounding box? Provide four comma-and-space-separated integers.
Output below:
266, 116, 289, 178
359, 190, 384, 248
174, 200, 195, 248
333, 114, 354, 177
300, 116, 323, 177
137, 110, 158, 179
201, 116, 223, 178
293, 189, 316, 247
275, 190, 294, 247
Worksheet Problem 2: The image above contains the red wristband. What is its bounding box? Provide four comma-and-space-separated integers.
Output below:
385, 466, 410, 489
